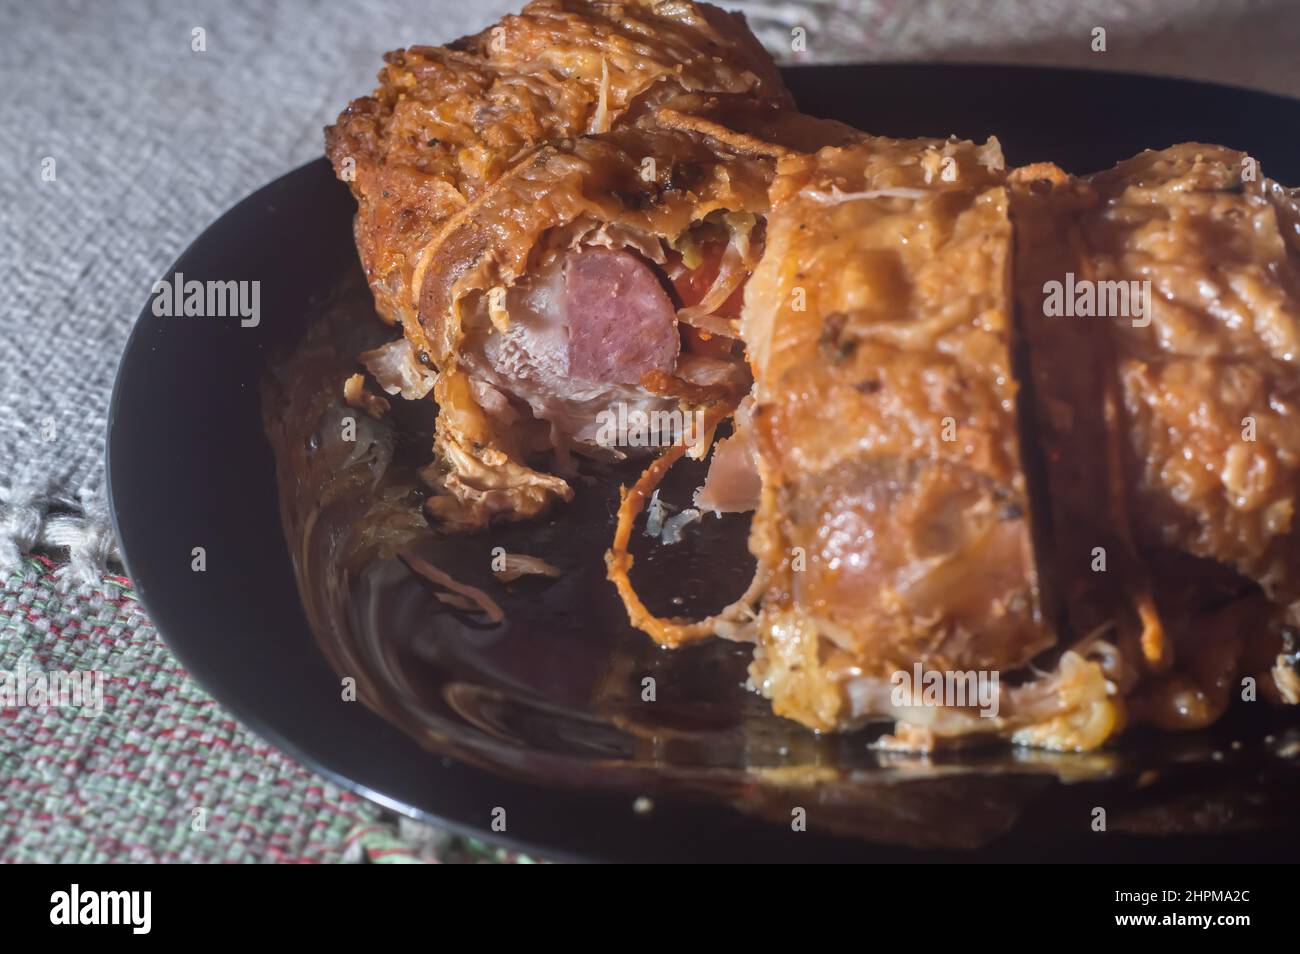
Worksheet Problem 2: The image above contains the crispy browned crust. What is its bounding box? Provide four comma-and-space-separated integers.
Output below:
1082, 145, 1300, 614
325, 0, 791, 333
324, 0, 844, 529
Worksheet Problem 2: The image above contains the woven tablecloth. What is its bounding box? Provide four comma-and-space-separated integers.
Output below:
2, 0, 1297, 863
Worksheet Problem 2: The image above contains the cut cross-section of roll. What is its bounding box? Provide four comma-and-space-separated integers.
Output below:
325, 0, 856, 528
737, 136, 1090, 742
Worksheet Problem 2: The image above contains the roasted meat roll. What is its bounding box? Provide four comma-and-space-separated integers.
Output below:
326, 0, 1300, 748
615, 140, 1300, 748
325, 0, 852, 528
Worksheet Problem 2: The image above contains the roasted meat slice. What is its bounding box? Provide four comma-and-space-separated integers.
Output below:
408, 123, 776, 527
735, 137, 1096, 740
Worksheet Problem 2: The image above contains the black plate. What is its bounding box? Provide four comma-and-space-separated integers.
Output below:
108, 64, 1300, 862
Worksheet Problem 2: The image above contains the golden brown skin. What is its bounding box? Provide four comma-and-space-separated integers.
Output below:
1008, 147, 1300, 739
325, 0, 790, 332
325, 0, 853, 528
1081, 145, 1300, 619
741, 137, 1054, 733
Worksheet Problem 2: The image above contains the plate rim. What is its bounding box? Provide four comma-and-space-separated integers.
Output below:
105, 62, 1300, 863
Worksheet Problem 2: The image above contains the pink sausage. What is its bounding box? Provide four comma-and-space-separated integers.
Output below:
563, 248, 680, 384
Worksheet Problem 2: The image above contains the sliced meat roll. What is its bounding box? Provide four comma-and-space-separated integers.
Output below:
739, 137, 1078, 738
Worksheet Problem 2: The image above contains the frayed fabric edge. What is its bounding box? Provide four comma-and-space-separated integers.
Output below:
0, 484, 122, 588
